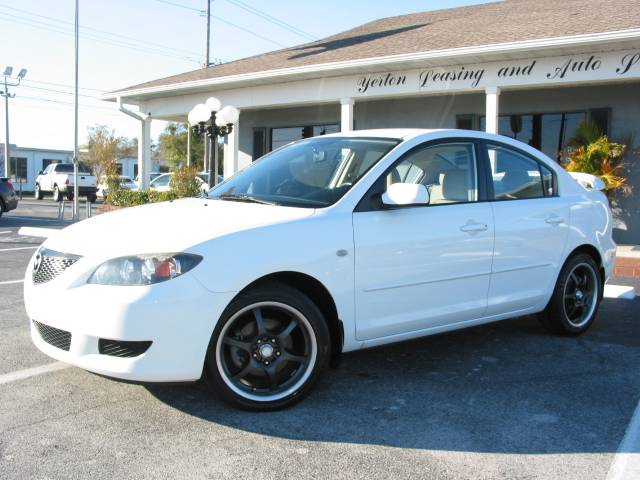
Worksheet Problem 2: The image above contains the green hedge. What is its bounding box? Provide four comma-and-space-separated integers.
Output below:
106, 189, 177, 207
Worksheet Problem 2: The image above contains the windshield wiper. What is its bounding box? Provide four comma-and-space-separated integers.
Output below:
217, 194, 279, 206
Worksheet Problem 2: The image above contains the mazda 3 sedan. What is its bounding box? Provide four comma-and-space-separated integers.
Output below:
24, 129, 615, 410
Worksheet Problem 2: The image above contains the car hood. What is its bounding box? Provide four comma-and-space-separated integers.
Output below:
44, 198, 315, 257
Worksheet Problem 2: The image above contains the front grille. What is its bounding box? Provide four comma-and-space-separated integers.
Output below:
33, 320, 72, 351
98, 339, 152, 358
32, 248, 81, 284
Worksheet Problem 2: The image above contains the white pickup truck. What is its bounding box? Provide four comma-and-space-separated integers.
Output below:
35, 163, 98, 202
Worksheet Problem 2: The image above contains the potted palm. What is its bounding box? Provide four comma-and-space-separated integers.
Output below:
562, 121, 632, 199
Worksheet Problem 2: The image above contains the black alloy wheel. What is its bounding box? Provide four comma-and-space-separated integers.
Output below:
204, 282, 330, 410
538, 253, 602, 335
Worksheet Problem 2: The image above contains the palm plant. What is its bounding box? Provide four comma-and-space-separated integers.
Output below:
562, 121, 631, 197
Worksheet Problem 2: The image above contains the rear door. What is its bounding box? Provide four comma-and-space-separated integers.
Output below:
483, 142, 570, 315
353, 139, 495, 341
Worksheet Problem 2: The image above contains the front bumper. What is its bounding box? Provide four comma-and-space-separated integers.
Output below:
24, 261, 236, 382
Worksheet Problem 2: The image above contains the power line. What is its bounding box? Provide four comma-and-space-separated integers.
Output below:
150, 0, 287, 48
155, 0, 205, 13
0, 2, 205, 60
20, 84, 101, 100
14, 95, 122, 113
0, 12, 202, 63
224, 0, 317, 41
23, 78, 106, 94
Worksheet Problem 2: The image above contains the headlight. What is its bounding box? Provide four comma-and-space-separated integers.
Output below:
88, 253, 202, 286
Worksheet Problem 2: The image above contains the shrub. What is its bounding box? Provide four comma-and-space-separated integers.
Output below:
170, 166, 202, 198
107, 189, 176, 207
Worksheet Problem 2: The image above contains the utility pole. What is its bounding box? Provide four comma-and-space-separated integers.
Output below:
3, 79, 9, 179
72, 0, 80, 221
206, 0, 211, 67
1, 67, 27, 179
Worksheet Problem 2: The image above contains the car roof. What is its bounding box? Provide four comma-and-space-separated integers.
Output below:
320, 128, 515, 142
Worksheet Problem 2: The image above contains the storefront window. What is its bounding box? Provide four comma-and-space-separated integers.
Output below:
478, 112, 588, 160
270, 124, 339, 151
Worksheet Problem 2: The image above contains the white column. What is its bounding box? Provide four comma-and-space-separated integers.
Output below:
138, 117, 152, 189
340, 98, 355, 132
223, 117, 239, 179
484, 86, 500, 134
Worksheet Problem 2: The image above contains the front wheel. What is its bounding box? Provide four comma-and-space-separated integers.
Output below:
538, 253, 602, 335
203, 282, 331, 411
34, 184, 43, 200
53, 186, 61, 202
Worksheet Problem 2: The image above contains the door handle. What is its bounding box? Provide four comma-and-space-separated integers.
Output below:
545, 216, 565, 225
460, 222, 488, 233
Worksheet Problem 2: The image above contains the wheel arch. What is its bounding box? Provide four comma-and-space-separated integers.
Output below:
567, 244, 605, 285
239, 271, 344, 365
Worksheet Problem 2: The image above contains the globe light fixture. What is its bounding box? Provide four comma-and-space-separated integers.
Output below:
187, 98, 239, 188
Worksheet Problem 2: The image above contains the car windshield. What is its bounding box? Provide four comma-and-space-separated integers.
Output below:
208, 136, 399, 208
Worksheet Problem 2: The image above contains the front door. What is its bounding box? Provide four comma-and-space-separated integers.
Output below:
353, 140, 494, 341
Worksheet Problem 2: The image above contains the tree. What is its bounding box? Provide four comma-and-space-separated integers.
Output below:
158, 122, 205, 170
85, 125, 122, 179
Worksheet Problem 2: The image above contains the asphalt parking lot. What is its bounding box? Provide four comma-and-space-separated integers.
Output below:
1, 200, 639, 479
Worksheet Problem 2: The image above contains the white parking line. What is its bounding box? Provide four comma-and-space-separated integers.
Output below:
0, 231, 12, 234
606, 400, 640, 480
0, 246, 39, 252
604, 285, 636, 300
0, 279, 24, 285
0, 362, 70, 385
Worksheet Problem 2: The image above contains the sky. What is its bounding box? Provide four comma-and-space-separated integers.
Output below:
0, 0, 490, 151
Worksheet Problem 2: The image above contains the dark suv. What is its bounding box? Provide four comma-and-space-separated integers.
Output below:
0, 177, 19, 217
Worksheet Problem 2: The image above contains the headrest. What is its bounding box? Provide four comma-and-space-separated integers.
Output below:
442, 169, 469, 201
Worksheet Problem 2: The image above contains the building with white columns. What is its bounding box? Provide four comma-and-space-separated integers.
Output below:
105, 0, 640, 243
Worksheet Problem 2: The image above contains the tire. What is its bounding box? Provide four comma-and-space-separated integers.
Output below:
53, 186, 61, 202
87, 194, 97, 203
0, 198, 4, 218
203, 281, 331, 411
538, 253, 602, 335
66, 191, 74, 201
34, 184, 43, 200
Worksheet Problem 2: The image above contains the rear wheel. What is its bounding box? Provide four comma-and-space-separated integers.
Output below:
203, 282, 330, 410
0, 198, 4, 217
538, 253, 602, 335
66, 191, 74, 201
87, 194, 97, 203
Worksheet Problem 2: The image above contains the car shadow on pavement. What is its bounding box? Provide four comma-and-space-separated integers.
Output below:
147, 298, 640, 454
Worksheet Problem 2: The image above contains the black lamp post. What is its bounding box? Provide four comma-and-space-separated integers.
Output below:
188, 97, 239, 188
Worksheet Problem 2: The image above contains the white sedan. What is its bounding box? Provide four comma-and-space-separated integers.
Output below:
149, 172, 209, 193
24, 129, 615, 410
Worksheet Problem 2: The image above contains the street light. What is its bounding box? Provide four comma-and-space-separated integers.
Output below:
188, 97, 239, 188
2, 66, 27, 179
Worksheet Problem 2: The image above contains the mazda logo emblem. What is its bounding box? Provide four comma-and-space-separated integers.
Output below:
33, 252, 43, 272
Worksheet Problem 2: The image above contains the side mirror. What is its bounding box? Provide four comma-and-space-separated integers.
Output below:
381, 183, 429, 207
38, 170, 43, 175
